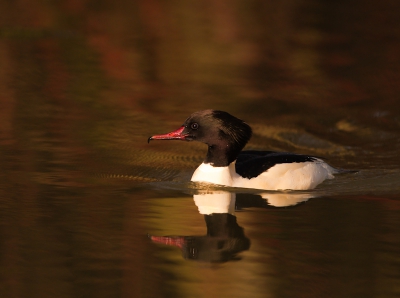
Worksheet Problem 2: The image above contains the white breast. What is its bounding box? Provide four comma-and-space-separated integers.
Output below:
191, 160, 336, 190
191, 163, 234, 186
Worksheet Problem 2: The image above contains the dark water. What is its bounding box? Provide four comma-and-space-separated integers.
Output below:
1, 1, 400, 297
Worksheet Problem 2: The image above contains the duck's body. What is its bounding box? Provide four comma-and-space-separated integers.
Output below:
149, 110, 339, 190
192, 158, 336, 190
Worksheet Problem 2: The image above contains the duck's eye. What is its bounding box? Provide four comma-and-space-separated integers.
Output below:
190, 122, 199, 130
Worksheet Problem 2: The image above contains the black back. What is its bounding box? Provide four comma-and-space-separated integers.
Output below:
235, 150, 317, 179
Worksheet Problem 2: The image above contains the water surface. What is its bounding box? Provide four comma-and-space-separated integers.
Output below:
1, 1, 400, 297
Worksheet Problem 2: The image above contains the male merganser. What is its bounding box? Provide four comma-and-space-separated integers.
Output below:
148, 109, 340, 190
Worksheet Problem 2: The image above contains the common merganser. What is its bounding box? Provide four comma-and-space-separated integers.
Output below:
148, 109, 340, 190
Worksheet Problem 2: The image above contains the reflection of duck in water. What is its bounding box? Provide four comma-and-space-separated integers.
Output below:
151, 214, 250, 263
150, 190, 313, 262
150, 192, 250, 263
149, 110, 342, 190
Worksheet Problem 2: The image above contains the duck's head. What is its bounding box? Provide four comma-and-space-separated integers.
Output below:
148, 110, 252, 166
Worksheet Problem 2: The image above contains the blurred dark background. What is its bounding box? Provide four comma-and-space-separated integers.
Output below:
1, 1, 400, 298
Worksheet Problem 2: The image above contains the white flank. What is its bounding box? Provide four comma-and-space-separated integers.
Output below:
191, 159, 336, 190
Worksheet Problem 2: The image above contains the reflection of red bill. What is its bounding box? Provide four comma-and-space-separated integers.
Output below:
150, 236, 185, 249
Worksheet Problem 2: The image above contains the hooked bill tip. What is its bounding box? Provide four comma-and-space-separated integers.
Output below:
147, 136, 153, 143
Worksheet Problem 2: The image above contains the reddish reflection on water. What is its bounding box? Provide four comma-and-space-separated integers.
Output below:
1, 0, 400, 297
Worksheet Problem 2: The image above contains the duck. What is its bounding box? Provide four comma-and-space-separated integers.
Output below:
148, 109, 340, 190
